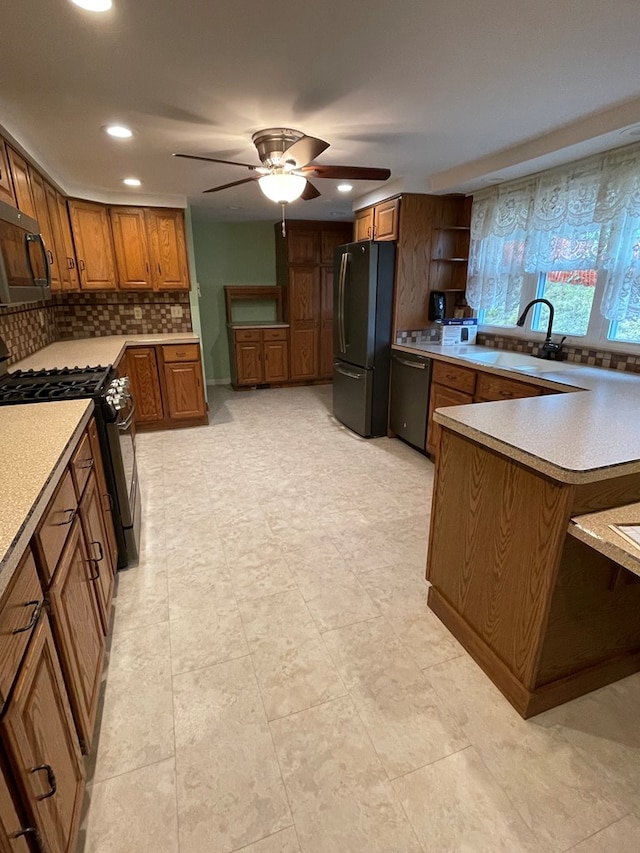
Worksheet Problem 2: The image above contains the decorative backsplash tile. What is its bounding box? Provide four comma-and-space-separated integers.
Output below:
55, 292, 192, 339
395, 329, 441, 344
0, 292, 193, 366
0, 301, 58, 366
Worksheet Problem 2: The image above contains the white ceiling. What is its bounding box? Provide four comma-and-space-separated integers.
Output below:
2, 0, 640, 221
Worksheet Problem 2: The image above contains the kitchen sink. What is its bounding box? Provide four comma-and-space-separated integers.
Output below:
467, 350, 582, 372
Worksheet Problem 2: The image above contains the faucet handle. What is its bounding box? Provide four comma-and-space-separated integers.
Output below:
542, 336, 567, 360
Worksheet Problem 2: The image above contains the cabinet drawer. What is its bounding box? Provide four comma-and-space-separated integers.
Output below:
0, 548, 43, 705
34, 468, 78, 585
70, 428, 95, 500
262, 328, 287, 341
234, 329, 260, 343
475, 371, 543, 401
432, 360, 477, 395
163, 343, 200, 362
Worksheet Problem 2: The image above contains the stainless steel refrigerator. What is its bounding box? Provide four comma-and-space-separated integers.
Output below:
333, 241, 396, 437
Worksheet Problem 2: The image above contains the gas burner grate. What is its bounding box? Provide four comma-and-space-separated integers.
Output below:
0, 364, 114, 404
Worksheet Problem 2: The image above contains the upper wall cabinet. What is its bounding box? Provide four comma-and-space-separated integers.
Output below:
354, 197, 400, 242
68, 200, 118, 291
6, 147, 36, 219
110, 206, 153, 290
29, 167, 63, 291
0, 141, 16, 206
144, 208, 190, 291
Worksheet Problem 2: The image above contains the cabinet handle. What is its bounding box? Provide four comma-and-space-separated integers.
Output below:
500, 390, 514, 398
12, 600, 42, 634
12, 826, 43, 851
91, 540, 104, 563
175, 351, 186, 357
157, 263, 162, 275
31, 764, 57, 800
86, 557, 101, 581
47, 249, 54, 265
77, 457, 94, 470
79, 259, 85, 270
367, 226, 372, 238
55, 507, 76, 526
104, 492, 114, 511
146, 261, 150, 275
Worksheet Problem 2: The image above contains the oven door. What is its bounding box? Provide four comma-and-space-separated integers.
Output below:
113, 394, 137, 527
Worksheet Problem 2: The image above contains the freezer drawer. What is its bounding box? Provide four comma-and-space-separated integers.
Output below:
332, 361, 375, 438
389, 352, 431, 450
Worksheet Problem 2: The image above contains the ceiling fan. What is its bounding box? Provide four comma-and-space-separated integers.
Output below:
173, 127, 391, 204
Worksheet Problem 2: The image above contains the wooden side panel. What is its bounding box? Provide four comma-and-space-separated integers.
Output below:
572, 473, 640, 516
393, 194, 438, 333
5, 148, 36, 219
110, 207, 152, 290
163, 362, 206, 418
48, 520, 104, 750
126, 347, 164, 423
427, 429, 572, 687
1, 614, 84, 853
0, 141, 16, 206
68, 201, 117, 291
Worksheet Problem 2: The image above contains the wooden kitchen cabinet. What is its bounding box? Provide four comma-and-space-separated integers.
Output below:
235, 335, 263, 385
68, 200, 117, 291
5, 148, 36, 220
163, 360, 207, 420
288, 267, 320, 381
79, 471, 116, 635
29, 168, 62, 291
125, 346, 165, 424
55, 193, 80, 291
229, 328, 289, 388
426, 382, 473, 456
110, 206, 153, 290
1, 612, 84, 853
145, 208, 190, 291
44, 180, 74, 293
87, 417, 117, 571
475, 371, 543, 402
0, 140, 17, 207
354, 197, 400, 242
0, 760, 33, 853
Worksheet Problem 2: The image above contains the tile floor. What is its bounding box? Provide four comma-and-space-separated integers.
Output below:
79, 385, 640, 853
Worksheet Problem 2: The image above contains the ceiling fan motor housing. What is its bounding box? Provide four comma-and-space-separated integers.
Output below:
252, 128, 305, 168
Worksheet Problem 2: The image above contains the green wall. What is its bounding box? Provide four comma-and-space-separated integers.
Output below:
191, 217, 277, 381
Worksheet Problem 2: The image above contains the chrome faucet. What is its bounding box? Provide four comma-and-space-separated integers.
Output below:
516, 299, 566, 360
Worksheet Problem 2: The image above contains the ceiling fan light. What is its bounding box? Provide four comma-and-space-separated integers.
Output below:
258, 173, 306, 204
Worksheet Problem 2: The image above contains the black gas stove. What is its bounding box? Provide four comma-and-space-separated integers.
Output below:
0, 365, 114, 405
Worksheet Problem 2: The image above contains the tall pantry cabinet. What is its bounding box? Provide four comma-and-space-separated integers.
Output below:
275, 221, 352, 382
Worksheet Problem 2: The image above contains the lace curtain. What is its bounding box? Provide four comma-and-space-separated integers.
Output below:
466, 142, 640, 321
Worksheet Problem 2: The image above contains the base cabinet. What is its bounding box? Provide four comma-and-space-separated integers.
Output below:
1, 613, 84, 853
230, 328, 289, 388
125, 347, 165, 424
164, 362, 207, 419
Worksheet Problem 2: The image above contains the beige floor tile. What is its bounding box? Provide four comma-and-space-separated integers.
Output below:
239, 590, 319, 650
252, 637, 346, 720
93, 622, 174, 782
393, 747, 544, 852
427, 655, 625, 851
173, 657, 291, 853
270, 696, 421, 853
236, 827, 300, 852
229, 543, 297, 601
170, 610, 249, 674
323, 617, 468, 778
302, 571, 380, 633
82, 758, 178, 853
111, 566, 168, 635
167, 565, 236, 620
568, 815, 640, 852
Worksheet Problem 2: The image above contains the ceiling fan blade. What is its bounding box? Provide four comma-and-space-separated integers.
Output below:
279, 134, 330, 169
202, 176, 260, 193
299, 165, 391, 181
173, 153, 258, 169
301, 180, 321, 200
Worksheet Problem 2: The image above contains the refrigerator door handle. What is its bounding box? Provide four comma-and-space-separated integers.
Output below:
338, 252, 349, 353
334, 363, 363, 380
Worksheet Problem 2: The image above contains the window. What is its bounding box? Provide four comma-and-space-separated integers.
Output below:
467, 144, 640, 350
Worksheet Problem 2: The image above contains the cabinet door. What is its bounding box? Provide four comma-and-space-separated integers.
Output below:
87, 418, 117, 571
373, 198, 399, 241
320, 229, 351, 265
286, 229, 319, 264
79, 471, 115, 635
288, 267, 320, 323
263, 340, 289, 383
48, 519, 104, 751
235, 342, 263, 386
426, 383, 474, 456
1, 613, 84, 853
110, 207, 153, 290
0, 142, 16, 207
29, 169, 61, 290
145, 208, 190, 291
68, 200, 117, 291
5, 148, 36, 219
55, 194, 80, 291
163, 361, 207, 418
126, 347, 164, 423
44, 181, 70, 292
354, 208, 374, 242
0, 760, 32, 852
290, 328, 318, 381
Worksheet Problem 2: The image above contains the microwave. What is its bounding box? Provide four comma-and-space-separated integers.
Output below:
0, 198, 51, 305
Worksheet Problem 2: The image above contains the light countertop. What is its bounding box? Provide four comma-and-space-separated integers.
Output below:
0, 399, 93, 596
227, 322, 289, 329
393, 342, 640, 483
570, 503, 640, 578
13, 332, 200, 372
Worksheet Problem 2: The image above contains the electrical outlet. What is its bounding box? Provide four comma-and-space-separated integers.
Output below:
39, 310, 45, 328
171, 305, 183, 319
133, 307, 143, 320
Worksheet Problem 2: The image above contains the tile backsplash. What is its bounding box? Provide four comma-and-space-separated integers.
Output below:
0, 292, 193, 366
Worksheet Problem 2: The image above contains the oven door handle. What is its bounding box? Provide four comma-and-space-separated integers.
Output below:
117, 400, 136, 431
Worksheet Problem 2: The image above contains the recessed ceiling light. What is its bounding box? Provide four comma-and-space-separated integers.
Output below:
337, 184, 353, 193
71, 0, 113, 11
105, 124, 132, 139
123, 178, 141, 187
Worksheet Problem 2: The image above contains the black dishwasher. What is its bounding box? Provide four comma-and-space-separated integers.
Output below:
389, 351, 432, 450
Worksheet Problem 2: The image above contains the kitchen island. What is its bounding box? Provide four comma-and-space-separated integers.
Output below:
396, 343, 640, 717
